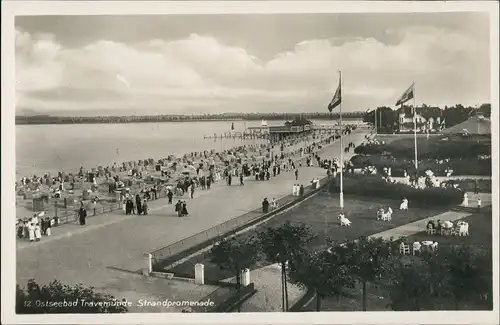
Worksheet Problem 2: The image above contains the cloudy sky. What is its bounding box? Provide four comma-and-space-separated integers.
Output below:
15, 13, 490, 116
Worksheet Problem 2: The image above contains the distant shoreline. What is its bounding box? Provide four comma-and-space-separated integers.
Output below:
15, 112, 364, 125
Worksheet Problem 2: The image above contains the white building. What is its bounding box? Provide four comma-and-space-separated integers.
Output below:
398, 112, 435, 132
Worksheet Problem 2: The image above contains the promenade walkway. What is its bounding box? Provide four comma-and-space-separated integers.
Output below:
16, 131, 367, 304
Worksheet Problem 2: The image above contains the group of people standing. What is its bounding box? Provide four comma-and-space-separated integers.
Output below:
16, 212, 53, 242
124, 194, 150, 215
175, 200, 189, 217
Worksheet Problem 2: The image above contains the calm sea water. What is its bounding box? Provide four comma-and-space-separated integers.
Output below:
16, 120, 340, 177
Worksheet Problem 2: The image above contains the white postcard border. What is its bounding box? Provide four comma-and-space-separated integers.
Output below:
2, 1, 499, 324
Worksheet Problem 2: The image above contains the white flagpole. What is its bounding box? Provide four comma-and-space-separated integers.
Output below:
339, 71, 344, 210
413, 83, 418, 170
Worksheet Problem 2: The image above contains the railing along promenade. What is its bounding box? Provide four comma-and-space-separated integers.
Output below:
150, 177, 329, 271
21, 187, 172, 226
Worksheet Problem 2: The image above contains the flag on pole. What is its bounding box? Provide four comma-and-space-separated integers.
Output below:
328, 78, 342, 112
231, 122, 235, 131
395, 83, 415, 106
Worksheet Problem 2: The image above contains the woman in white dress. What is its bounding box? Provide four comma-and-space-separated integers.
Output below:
34, 223, 42, 241
462, 193, 469, 207
46, 218, 52, 236
28, 222, 35, 242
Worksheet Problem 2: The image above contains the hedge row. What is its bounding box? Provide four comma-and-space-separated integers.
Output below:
350, 155, 491, 176
329, 174, 463, 206
444, 179, 492, 193
354, 138, 491, 160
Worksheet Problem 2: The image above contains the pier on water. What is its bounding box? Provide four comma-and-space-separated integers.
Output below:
203, 132, 268, 140
204, 123, 340, 141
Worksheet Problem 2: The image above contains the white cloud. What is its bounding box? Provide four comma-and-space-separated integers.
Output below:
15, 25, 489, 114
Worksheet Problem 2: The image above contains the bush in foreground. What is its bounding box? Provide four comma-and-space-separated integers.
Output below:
16, 279, 129, 314
385, 244, 492, 311
329, 174, 463, 206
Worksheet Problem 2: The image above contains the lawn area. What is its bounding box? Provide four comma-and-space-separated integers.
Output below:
168, 192, 449, 282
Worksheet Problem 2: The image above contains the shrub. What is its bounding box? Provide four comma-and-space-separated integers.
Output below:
329, 174, 463, 206
350, 155, 491, 176
16, 279, 129, 314
354, 144, 386, 155
443, 179, 492, 193
448, 158, 491, 176
354, 138, 491, 160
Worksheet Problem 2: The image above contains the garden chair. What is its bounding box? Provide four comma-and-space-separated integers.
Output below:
339, 215, 352, 227
381, 208, 392, 221
399, 242, 410, 255
412, 242, 421, 255
431, 242, 439, 250
399, 198, 408, 210
459, 223, 469, 236
426, 227, 436, 235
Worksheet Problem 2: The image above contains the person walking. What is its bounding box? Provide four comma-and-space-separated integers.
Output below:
240, 173, 244, 186
181, 201, 189, 216
78, 206, 87, 225
45, 217, 52, 236
262, 198, 270, 213
34, 223, 42, 242
477, 197, 482, 212
140, 199, 147, 215
28, 222, 35, 242
135, 194, 142, 215
295, 169, 299, 181
175, 200, 183, 217
167, 189, 173, 204
152, 185, 158, 200
474, 179, 480, 194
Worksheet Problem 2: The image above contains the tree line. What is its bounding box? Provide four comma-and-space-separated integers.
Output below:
15, 112, 364, 125
362, 103, 491, 134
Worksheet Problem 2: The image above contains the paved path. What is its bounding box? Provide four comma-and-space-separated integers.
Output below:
370, 192, 491, 241
17, 131, 367, 299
